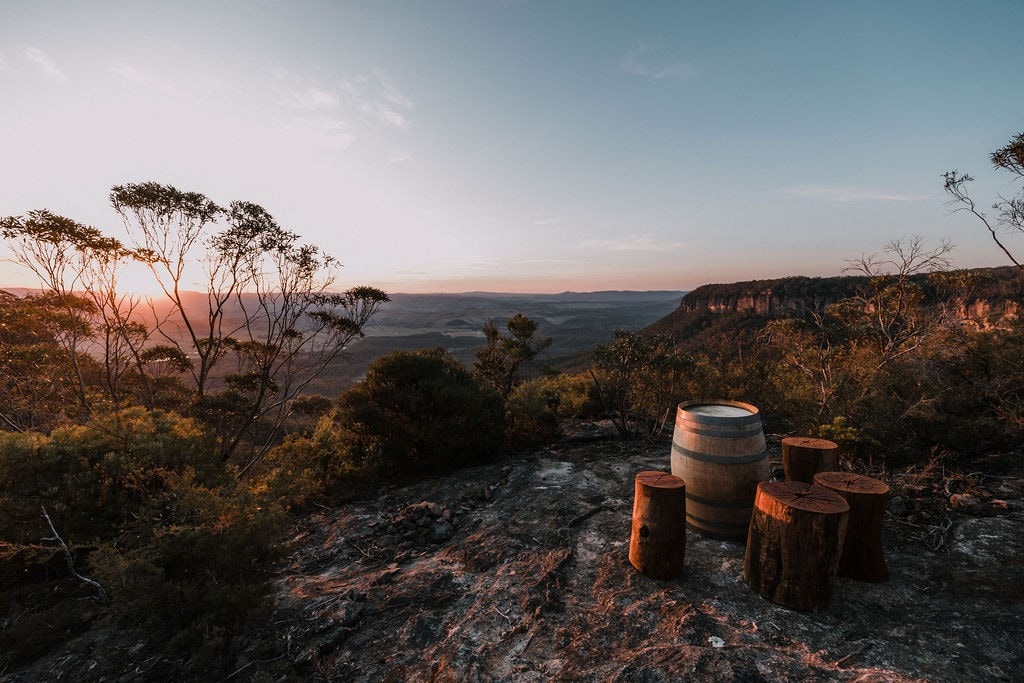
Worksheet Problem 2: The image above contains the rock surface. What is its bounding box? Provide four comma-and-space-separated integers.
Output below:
267, 436, 1023, 682
4, 434, 1021, 681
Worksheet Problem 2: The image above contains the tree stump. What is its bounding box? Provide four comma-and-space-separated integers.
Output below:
813, 471, 890, 582
781, 436, 839, 483
743, 481, 849, 611
629, 471, 686, 580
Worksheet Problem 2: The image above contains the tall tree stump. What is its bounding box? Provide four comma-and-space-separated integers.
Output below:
781, 436, 839, 483
743, 481, 849, 611
813, 472, 890, 582
629, 471, 686, 580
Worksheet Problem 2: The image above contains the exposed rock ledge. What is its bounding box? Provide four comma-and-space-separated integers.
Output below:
266, 436, 1023, 682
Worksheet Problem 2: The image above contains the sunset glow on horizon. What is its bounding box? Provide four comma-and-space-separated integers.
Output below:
2, 1, 1023, 295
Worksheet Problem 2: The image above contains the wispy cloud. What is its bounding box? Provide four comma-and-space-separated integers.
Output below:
284, 116, 355, 151
619, 45, 698, 81
783, 184, 928, 202
388, 149, 413, 164
583, 233, 688, 251
345, 68, 414, 131
275, 67, 414, 132
374, 67, 414, 109
109, 62, 192, 100
17, 45, 67, 83
531, 216, 584, 227
283, 85, 340, 110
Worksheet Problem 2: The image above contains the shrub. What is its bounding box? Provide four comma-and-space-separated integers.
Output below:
540, 372, 604, 419
505, 378, 561, 450
0, 407, 222, 544
257, 349, 506, 506
89, 477, 285, 670
591, 330, 692, 437
337, 348, 506, 475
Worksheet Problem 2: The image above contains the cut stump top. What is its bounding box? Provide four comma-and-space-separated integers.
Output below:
781, 436, 838, 451
813, 471, 889, 495
757, 481, 849, 514
635, 470, 685, 490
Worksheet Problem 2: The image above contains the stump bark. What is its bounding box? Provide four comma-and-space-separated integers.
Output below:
629, 470, 686, 580
743, 481, 849, 611
781, 436, 839, 483
813, 471, 890, 582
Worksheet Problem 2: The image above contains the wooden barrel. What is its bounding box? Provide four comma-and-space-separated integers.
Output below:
670, 400, 769, 541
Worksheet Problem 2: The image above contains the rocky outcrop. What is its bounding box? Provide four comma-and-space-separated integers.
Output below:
4, 433, 1021, 681
677, 276, 862, 317
646, 266, 1024, 343
261, 435, 1022, 681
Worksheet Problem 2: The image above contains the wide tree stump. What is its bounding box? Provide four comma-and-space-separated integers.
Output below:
813, 471, 890, 582
781, 436, 839, 483
629, 471, 686, 580
743, 481, 849, 611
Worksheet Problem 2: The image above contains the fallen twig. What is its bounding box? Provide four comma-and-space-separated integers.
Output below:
493, 606, 513, 624
41, 506, 107, 603
835, 641, 873, 668
345, 538, 373, 560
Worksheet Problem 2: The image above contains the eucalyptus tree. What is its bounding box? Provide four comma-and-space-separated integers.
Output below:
473, 313, 552, 398
945, 131, 1024, 270
0, 210, 143, 411
111, 182, 389, 465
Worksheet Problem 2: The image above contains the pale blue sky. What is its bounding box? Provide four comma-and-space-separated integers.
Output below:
1, 1, 1022, 293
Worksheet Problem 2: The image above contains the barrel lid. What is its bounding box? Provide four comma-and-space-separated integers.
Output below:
685, 404, 752, 418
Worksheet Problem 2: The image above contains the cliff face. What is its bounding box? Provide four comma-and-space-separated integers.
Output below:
671, 267, 1023, 322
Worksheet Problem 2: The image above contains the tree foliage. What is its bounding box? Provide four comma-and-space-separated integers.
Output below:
944, 131, 1024, 270
473, 313, 552, 398
2, 182, 389, 470
591, 330, 691, 438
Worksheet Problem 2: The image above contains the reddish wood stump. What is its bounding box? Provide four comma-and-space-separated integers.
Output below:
629, 471, 686, 580
813, 471, 890, 582
782, 436, 839, 483
743, 481, 849, 611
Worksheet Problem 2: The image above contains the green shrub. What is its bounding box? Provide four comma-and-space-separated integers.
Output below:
257, 349, 505, 505
89, 478, 285, 669
540, 372, 604, 419
336, 348, 506, 476
506, 378, 561, 450
0, 407, 222, 544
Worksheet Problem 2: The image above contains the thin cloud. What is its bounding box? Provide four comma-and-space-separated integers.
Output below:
362, 101, 411, 131
284, 116, 355, 150
783, 184, 928, 202
515, 258, 581, 266
282, 85, 339, 110
109, 62, 192, 100
583, 233, 688, 251
277, 68, 413, 132
388, 149, 413, 163
17, 45, 67, 83
532, 216, 583, 227
619, 45, 698, 81
373, 67, 414, 109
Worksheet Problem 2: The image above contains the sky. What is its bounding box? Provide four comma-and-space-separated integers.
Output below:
1, 0, 1022, 294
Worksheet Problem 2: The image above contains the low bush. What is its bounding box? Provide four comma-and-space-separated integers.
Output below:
256, 348, 507, 506
505, 378, 561, 450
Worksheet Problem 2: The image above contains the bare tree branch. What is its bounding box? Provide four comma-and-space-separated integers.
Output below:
41, 506, 108, 603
